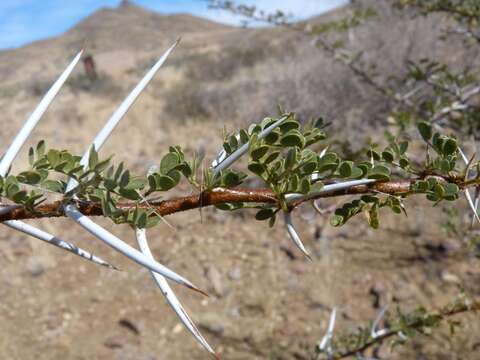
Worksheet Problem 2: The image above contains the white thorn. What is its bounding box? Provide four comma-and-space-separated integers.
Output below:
60, 41, 196, 292
135, 228, 216, 356
465, 189, 480, 224
0, 50, 83, 176
0, 51, 83, 260
371, 305, 389, 339
211, 149, 227, 168
285, 179, 377, 203
284, 211, 311, 260
211, 115, 288, 176
472, 192, 480, 227
319, 146, 329, 159
4, 220, 118, 270
319, 307, 336, 354
312, 200, 324, 215
311, 172, 321, 182
64, 204, 205, 295
0, 205, 21, 216
457, 147, 479, 225
66, 39, 180, 192
211, 133, 240, 168
458, 146, 469, 165
312, 144, 329, 182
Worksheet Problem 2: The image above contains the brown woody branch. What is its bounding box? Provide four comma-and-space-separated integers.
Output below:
0, 178, 444, 222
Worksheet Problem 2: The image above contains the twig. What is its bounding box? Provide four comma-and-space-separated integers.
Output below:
2, 177, 476, 222
333, 300, 480, 359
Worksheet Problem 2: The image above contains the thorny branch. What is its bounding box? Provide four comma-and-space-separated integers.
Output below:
331, 300, 480, 359
0, 175, 475, 222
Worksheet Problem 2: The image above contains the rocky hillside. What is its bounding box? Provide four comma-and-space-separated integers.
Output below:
0, 1, 479, 359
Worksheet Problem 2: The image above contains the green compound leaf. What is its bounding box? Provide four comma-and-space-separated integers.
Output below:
442, 138, 457, 157
302, 161, 317, 174
279, 120, 300, 133
17, 171, 42, 185
382, 149, 395, 162
350, 166, 363, 179
300, 178, 311, 194
255, 208, 275, 220
156, 175, 176, 191
228, 134, 238, 150
160, 152, 180, 175
418, 121, 432, 142
125, 177, 147, 190
318, 154, 339, 174
221, 170, 247, 187
399, 141, 409, 154
250, 145, 270, 160
264, 151, 281, 164
248, 162, 266, 176
264, 131, 279, 144
412, 180, 429, 192
280, 130, 305, 147
368, 165, 391, 180
88, 146, 99, 169
330, 214, 344, 227
42, 179, 64, 193
368, 203, 379, 229
338, 161, 353, 178
28, 147, 35, 166
285, 147, 298, 169
367, 149, 381, 161
119, 188, 140, 201
36, 140, 46, 157
399, 157, 410, 168
104, 178, 118, 191
119, 169, 130, 188
239, 129, 249, 144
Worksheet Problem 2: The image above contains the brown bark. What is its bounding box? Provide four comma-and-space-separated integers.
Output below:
0, 180, 417, 222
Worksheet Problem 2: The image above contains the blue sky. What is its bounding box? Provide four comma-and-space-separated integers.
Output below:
0, 0, 348, 50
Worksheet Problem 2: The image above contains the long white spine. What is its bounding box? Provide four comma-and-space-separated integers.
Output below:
135, 228, 216, 357
4, 220, 117, 269
211, 115, 288, 176
65, 40, 179, 192
64, 204, 200, 291
61, 41, 203, 292
0, 50, 83, 176
0, 51, 114, 269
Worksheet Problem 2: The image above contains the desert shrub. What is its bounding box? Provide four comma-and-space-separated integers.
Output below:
163, 38, 298, 121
